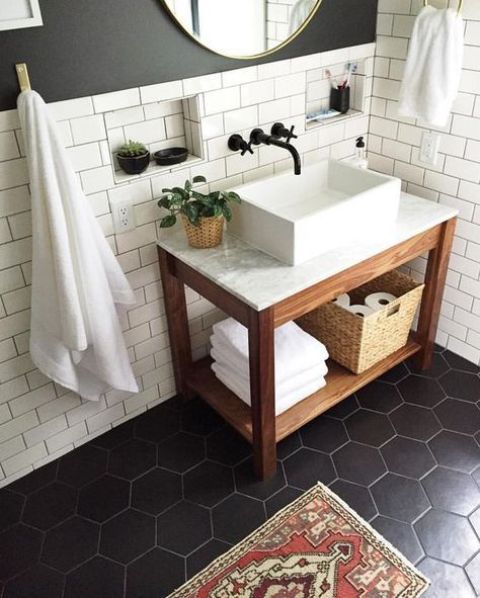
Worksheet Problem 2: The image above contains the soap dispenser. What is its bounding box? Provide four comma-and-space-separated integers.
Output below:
353, 136, 368, 169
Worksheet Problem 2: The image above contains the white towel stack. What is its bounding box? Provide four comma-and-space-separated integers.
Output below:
210, 318, 329, 415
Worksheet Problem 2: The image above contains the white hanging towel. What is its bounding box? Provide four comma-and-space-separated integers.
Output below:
17, 90, 139, 401
398, 6, 464, 127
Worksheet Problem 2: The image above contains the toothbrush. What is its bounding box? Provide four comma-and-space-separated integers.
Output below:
325, 69, 338, 89
344, 63, 357, 88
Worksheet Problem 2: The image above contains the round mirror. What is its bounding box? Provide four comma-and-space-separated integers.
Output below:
162, 0, 323, 59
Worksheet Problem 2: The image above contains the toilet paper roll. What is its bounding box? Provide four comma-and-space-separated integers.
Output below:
365, 292, 397, 312
346, 304, 374, 318
332, 293, 351, 308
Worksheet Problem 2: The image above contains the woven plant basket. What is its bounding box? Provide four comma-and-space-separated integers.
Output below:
182, 215, 224, 248
296, 270, 424, 374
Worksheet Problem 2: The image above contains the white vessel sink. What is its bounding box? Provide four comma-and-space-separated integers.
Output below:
228, 160, 401, 266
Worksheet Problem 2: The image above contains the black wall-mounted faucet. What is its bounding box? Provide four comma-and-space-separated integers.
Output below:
227, 134, 253, 156
250, 123, 301, 175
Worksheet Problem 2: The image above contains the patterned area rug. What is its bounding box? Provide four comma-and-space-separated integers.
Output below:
168, 483, 429, 597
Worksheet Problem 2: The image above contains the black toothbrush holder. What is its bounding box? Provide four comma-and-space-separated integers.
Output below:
330, 86, 350, 114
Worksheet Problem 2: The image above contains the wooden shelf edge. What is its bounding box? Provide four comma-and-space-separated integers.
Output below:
185, 336, 421, 445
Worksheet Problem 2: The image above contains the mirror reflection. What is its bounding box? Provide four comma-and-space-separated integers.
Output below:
164, 0, 321, 58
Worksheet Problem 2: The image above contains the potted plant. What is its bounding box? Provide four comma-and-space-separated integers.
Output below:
116, 140, 150, 175
158, 175, 241, 248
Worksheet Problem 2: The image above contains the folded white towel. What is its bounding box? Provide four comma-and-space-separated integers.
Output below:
211, 319, 329, 383
18, 90, 138, 401
211, 346, 327, 396
212, 361, 326, 415
398, 6, 464, 127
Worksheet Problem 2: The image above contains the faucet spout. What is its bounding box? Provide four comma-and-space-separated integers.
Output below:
249, 128, 302, 175
267, 137, 302, 175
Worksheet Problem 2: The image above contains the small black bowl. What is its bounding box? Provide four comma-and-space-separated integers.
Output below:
116, 152, 150, 175
153, 147, 189, 166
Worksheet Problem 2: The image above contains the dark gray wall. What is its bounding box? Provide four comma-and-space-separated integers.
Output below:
0, 0, 378, 111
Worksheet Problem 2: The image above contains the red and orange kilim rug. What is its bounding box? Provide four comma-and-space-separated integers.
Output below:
168, 483, 429, 597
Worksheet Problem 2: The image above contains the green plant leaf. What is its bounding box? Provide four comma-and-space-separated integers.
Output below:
222, 204, 232, 221
184, 203, 200, 226
157, 195, 172, 209
159, 214, 177, 228
192, 175, 207, 184
227, 191, 241, 203
185, 179, 192, 192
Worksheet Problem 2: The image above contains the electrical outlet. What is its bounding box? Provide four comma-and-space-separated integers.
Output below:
420, 131, 440, 165
112, 200, 135, 233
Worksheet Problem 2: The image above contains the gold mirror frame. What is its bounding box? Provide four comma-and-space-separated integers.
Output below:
161, 0, 324, 60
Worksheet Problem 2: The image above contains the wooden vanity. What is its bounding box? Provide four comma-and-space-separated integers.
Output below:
158, 193, 457, 480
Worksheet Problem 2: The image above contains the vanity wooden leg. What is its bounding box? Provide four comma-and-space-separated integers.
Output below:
248, 307, 277, 480
158, 247, 195, 400
414, 218, 456, 370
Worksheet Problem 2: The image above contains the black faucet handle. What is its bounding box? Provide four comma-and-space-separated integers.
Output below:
286, 125, 298, 143
271, 122, 298, 143
228, 134, 254, 156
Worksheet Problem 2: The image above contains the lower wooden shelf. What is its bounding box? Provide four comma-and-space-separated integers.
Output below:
185, 336, 421, 444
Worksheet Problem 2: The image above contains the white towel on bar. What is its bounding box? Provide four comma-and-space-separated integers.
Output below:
17, 90, 138, 401
398, 6, 464, 127
211, 361, 326, 416
211, 318, 329, 383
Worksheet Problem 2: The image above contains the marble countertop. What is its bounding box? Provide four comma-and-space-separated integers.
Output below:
157, 193, 458, 311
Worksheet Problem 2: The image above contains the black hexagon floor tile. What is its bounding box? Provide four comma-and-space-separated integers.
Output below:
323, 394, 359, 420
330, 480, 377, 522
332, 442, 386, 486
157, 501, 211, 555
283, 448, 335, 489
300, 416, 348, 452
181, 398, 224, 436
212, 494, 265, 544
42, 516, 99, 572
64, 556, 124, 598
356, 381, 403, 413
414, 509, 480, 566
345, 410, 395, 447
126, 548, 184, 598
22, 482, 76, 530
421, 467, 480, 516
406, 352, 449, 379
418, 558, 476, 598
9, 462, 57, 495
108, 438, 157, 480
3, 564, 64, 598
444, 350, 479, 373
379, 362, 409, 383
91, 419, 134, 450
206, 427, 249, 466
370, 516, 424, 564
235, 458, 286, 500
184, 461, 234, 507
78, 475, 130, 522
134, 404, 180, 443
158, 431, 206, 472
390, 404, 441, 441
100, 509, 155, 564
428, 430, 480, 473
57, 444, 107, 488
131, 468, 182, 515
276, 432, 302, 460
0, 524, 43, 581
397, 375, 445, 408
439, 370, 480, 402
435, 399, 480, 435
265, 487, 304, 518
0, 490, 24, 532
370, 473, 430, 523
187, 539, 231, 578
381, 436, 435, 479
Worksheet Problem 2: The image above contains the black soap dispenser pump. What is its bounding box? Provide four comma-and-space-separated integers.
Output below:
354, 136, 368, 169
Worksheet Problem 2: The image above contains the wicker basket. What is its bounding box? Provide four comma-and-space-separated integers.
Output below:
182, 215, 224, 248
296, 270, 424, 374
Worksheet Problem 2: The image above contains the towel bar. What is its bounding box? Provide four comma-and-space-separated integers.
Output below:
15, 63, 31, 92
423, 0, 463, 14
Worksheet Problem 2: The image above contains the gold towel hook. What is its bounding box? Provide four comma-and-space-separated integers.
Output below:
423, 0, 463, 14
15, 63, 31, 92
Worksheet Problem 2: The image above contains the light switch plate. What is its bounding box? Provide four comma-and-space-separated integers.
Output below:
112, 200, 135, 233
420, 131, 440, 165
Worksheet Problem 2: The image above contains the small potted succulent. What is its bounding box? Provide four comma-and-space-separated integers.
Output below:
158, 175, 241, 248
116, 140, 150, 175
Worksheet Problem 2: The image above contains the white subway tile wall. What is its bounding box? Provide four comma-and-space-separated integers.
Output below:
0, 44, 374, 486
371, 0, 480, 364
